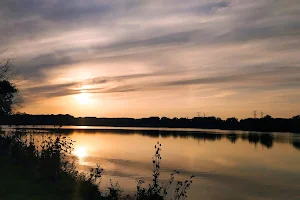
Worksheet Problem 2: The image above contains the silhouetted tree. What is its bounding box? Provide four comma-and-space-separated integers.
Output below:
0, 80, 18, 116
225, 117, 239, 130
292, 115, 300, 120
0, 59, 19, 117
264, 115, 273, 119
226, 118, 238, 123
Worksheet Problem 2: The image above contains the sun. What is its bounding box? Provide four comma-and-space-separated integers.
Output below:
74, 147, 87, 159
75, 93, 91, 104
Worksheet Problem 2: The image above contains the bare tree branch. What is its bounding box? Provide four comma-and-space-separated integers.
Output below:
0, 58, 19, 81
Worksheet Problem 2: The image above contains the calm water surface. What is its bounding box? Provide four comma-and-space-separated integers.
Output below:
3, 126, 300, 200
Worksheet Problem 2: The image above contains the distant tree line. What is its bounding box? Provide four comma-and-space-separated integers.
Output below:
1, 114, 300, 133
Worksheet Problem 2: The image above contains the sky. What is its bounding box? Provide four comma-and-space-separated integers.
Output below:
1, 0, 300, 119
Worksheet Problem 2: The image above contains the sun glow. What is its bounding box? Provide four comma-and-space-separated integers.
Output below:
74, 147, 87, 158
75, 92, 91, 104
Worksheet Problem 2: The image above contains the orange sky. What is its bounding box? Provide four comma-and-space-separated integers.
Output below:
1, 0, 300, 119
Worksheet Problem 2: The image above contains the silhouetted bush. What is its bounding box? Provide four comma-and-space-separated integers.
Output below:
135, 142, 194, 200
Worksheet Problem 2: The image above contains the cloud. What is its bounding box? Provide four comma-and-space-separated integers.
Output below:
21, 65, 300, 103
160, 66, 300, 87
21, 69, 180, 100
1, 0, 300, 117
21, 82, 81, 102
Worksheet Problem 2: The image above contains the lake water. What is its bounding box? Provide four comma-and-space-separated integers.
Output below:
2, 126, 300, 200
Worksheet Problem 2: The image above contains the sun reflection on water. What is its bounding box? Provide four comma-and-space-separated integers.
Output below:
74, 147, 87, 159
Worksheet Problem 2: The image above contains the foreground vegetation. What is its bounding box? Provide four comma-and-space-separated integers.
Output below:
0, 130, 194, 200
